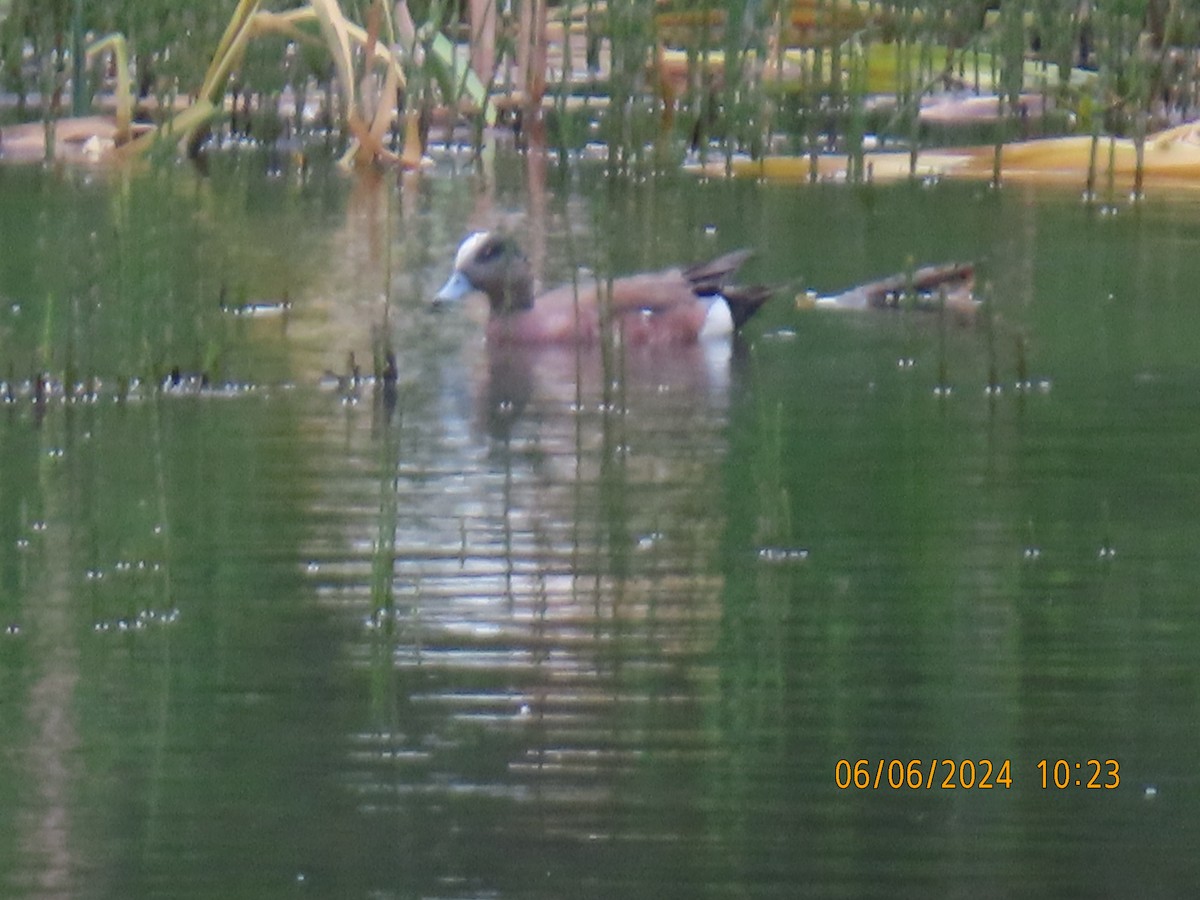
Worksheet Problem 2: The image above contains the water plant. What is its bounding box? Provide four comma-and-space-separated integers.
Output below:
6, 1, 1200, 192
0, 0, 490, 165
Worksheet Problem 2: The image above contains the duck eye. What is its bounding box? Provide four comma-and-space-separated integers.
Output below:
477, 241, 505, 263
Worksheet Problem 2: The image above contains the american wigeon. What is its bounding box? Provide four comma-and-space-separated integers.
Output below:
433, 231, 775, 344
814, 263, 976, 313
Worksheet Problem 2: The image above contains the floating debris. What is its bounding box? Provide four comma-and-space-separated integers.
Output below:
757, 546, 810, 564
91, 607, 181, 635
635, 532, 665, 551
220, 285, 293, 318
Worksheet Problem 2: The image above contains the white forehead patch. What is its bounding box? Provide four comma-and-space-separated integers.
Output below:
454, 231, 492, 270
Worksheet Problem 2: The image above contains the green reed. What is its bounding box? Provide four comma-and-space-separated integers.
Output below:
801, 18, 820, 181
9, 0, 1200, 192
983, 280, 999, 394
1015, 331, 1028, 389
369, 396, 401, 617
603, 0, 653, 171
749, 376, 793, 548
992, 0, 1028, 188
845, 33, 868, 182
932, 278, 949, 394
552, 1, 574, 165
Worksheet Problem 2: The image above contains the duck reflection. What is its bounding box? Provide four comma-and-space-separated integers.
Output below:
475, 338, 737, 445
335, 333, 744, 840
458, 336, 741, 615
321, 247, 762, 887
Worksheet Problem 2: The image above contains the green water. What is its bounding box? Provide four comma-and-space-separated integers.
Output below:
2, 155, 1199, 897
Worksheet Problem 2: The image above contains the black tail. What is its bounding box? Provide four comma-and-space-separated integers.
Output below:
721, 284, 777, 330
682, 249, 754, 297
683, 250, 777, 329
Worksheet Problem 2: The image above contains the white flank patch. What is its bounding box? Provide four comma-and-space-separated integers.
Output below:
699, 296, 734, 338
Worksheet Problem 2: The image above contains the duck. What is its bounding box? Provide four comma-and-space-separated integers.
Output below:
433, 231, 775, 344
811, 262, 977, 317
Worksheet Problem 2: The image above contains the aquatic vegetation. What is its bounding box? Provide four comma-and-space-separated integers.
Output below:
4, 0, 1200, 192
691, 119, 1200, 193
117, 0, 490, 167
2, 0, 491, 166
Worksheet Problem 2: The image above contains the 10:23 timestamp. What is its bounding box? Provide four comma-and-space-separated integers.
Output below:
1037, 758, 1119, 789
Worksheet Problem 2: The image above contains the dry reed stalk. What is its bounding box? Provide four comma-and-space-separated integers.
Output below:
469, 0, 498, 87
84, 33, 133, 145
519, 0, 550, 126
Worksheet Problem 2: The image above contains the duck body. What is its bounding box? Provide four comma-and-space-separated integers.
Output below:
816, 263, 977, 312
434, 232, 773, 345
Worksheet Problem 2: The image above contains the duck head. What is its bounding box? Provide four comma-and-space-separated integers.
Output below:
434, 232, 535, 314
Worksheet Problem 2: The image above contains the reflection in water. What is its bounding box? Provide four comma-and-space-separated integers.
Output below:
7, 161, 1200, 897
308, 335, 744, 887
16, 465, 79, 898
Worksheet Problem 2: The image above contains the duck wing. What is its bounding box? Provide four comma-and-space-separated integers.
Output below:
823, 263, 976, 311
592, 249, 770, 330
681, 249, 754, 296
859, 263, 975, 309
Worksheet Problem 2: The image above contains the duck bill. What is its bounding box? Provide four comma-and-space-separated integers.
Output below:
434, 271, 474, 304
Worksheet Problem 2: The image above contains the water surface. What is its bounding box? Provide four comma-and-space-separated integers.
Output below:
1, 155, 1198, 897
